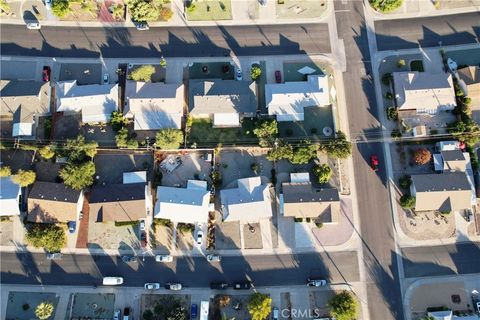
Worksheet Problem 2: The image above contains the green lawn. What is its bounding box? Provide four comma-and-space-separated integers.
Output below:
410, 60, 424, 72
186, 0, 232, 21
188, 118, 258, 147
283, 62, 328, 82
278, 106, 335, 141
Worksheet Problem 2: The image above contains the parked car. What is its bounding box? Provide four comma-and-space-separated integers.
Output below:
166, 283, 182, 291
272, 307, 279, 320
123, 307, 131, 320
121, 256, 138, 263
140, 231, 147, 247
236, 68, 243, 81
103, 73, 109, 84
191, 303, 198, 318
210, 282, 229, 290
42, 66, 51, 82
139, 220, 146, 231
46, 252, 62, 260
144, 283, 160, 290
370, 154, 379, 171
475, 301, 480, 313
274, 70, 282, 83
26, 22, 41, 30
68, 221, 76, 233
113, 309, 121, 320
155, 254, 173, 262
234, 282, 252, 290
135, 23, 149, 31
103, 277, 123, 285
206, 254, 221, 262
195, 230, 203, 246
45, 0, 52, 10
306, 279, 327, 287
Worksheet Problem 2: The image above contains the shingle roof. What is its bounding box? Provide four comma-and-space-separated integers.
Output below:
457, 66, 480, 86
0, 80, 50, 117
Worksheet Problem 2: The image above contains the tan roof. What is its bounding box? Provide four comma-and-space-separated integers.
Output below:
441, 150, 467, 172
1, 80, 50, 118
282, 182, 340, 222
458, 66, 480, 109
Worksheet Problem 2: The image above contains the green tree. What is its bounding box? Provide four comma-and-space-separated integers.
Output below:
320, 131, 352, 159
111, 3, 124, 19
369, 0, 403, 13
160, 56, 167, 68
448, 119, 480, 146
39, 145, 56, 160
110, 110, 129, 132
60, 161, 95, 190
291, 144, 319, 164
116, 127, 130, 148
210, 170, 222, 187
250, 65, 262, 81
1, 0, 11, 14
0, 166, 12, 177
129, 64, 156, 82
35, 302, 55, 320
399, 175, 411, 189
125, 0, 161, 22
65, 136, 98, 163
266, 144, 293, 162
397, 59, 406, 68
155, 129, 183, 149
400, 195, 415, 209
12, 170, 36, 187
52, 0, 71, 17
166, 305, 187, 320
381, 72, 393, 85
386, 106, 398, 121
247, 293, 272, 320
26, 224, 66, 253
313, 164, 332, 184
329, 291, 357, 320
253, 119, 278, 147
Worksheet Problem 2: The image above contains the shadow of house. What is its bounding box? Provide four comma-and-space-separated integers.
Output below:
419, 25, 479, 49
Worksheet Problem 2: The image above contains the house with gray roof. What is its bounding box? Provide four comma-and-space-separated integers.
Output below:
154, 180, 211, 224
0, 176, 21, 216
220, 177, 272, 223
189, 79, 257, 127
0, 80, 50, 137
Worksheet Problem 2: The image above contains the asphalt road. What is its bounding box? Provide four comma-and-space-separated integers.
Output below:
0, 24, 331, 58
335, 1, 403, 319
402, 242, 480, 278
375, 11, 480, 51
0, 251, 359, 287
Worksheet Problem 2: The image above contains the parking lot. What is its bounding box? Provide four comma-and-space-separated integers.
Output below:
94, 152, 153, 185
59, 63, 102, 85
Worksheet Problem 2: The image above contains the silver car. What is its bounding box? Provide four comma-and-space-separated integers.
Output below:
26, 22, 41, 30
155, 254, 173, 263
306, 279, 327, 287
206, 254, 221, 262
166, 283, 182, 291
144, 283, 160, 290
46, 252, 62, 260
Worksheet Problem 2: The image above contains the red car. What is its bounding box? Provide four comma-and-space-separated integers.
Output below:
140, 231, 147, 247
370, 154, 379, 171
275, 70, 282, 83
42, 66, 51, 82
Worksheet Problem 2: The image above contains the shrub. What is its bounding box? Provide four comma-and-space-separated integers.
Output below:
210, 170, 222, 187
12, 170, 36, 187
251, 163, 259, 174
315, 222, 323, 228
413, 148, 431, 165
400, 195, 415, 209
154, 218, 172, 228
1, 0, 11, 13
386, 107, 398, 121
129, 65, 155, 82
22, 304, 30, 311
110, 111, 129, 132
187, 3, 195, 12
39, 144, 56, 160
160, 7, 173, 20
35, 302, 55, 320
385, 92, 393, 99
294, 217, 303, 222
397, 59, 406, 68
329, 291, 357, 320
26, 224, 66, 253
250, 65, 262, 81
0, 166, 12, 177
247, 293, 272, 320
155, 129, 184, 149
313, 164, 333, 184
52, 0, 71, 18
391, 129, 401, 140
381, 72, 392, 85
114, 220, 139, 227
177, 223, 195, 234
399, 175, 411, 189
306, 217, 311, 223
217, 295, 231, 307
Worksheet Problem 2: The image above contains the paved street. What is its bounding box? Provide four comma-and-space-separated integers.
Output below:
402, 242, 480, 278
335, 1, 403, 319
375, 12, 480, 51
0, 24, 331, 58
0, 251, 359, 287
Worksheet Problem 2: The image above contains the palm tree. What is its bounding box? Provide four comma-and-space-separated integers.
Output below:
35, 302, 54, 320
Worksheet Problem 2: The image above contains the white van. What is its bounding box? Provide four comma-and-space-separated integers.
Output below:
103, 277, 123, 285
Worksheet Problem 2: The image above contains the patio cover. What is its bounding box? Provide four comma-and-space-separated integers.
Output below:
213, 113, 240, 127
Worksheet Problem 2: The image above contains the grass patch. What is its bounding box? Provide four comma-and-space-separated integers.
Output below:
410, 60, 424, 72
188, 118, 258, 147
186, 0, 232, 21
115, 220, 139, 227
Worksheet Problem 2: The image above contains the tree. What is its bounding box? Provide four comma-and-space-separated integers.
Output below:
397, 59, 406, 68
60, 161, 95, 190
129, 64, 156, 82
155, 129, 183, 149
400, 195, 415, 209
448, 119, 480, 146
12, 170, 36, 187
413, 148, 431, 165
125, 0, 160, 22
381, 72, 393, 85
160, 7, 173, 21
210, 170, 222, 187
320, 131, 352, 159
0, 166, 11, 177
52, 0, 71, 17
35, 302, 55, 320
253, 119, 278, 147
65, 136, 98, 163
369, 0, 403, 13
166, 305, 187, 320
116, 127, 129, 148
110, 111, 129, 132
329, 291, 357, 320
313, 164, 332, 184
399, 175, 411, 189
266, 144, 293, 162
111, 3, 124, 19
251, 65, 262, 81
1, 0, 11, 14
386, 106, 398, 121
143, 310, 154, 320
160, 56, 167, 68
26, 224, 66, 253
39, 145, 56, 160
247, 293, 272, 320
291, 144, 319, 164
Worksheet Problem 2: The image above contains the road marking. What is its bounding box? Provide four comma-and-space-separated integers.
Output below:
335, 9, 351, 12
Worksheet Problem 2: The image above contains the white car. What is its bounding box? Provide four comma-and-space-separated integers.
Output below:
155, 254, 173, 263
113, 309, 121, 320
26, 22, 41, 30
144, 283, 160, 290
196, 230, 204, 245
166, 283, 182, 291
259, 0, 267, 7
135, 23, 149, 31
306, 279, 327, 287
235, 68, 243, 81
103, 73, 109, 84
206, 254, 221, 262
139, 220, 146, 231
45, 0, 52, 10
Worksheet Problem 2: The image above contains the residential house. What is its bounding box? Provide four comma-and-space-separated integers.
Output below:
220, 177, 272, 223
457, 66, 480, 121
265, 74, 330, 122
56, 80, 118, 123
392, 71, 456, 116
124, 81, 184, 130
89, 183, 150, 222
27, 182, 83, 223
154, 180, 211, 224
0, 80, 50, 137
189, 79, 257, 127
280, 173, 340, 223
0, 176, 21, 216
410, 173, 473, 212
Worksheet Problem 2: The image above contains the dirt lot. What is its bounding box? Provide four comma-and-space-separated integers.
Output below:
141, 294, 191, 320
211, 294, 251, 320
159, 151, 213, 188
94, 152, 153, 184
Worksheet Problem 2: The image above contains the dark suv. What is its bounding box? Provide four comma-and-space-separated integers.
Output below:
210, 282, 229, 290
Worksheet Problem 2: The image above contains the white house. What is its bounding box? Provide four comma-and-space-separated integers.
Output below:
56, 80, 118, 123
154, 180, 211, 224
0, 176, 21, 216
265, 74, 330, 121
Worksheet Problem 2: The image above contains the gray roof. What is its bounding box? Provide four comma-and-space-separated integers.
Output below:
29, 182, 82, 203
282, 183, 340, 203
1, 80, 50, 117
441, 150, 465, 162
189, 79, 257, 115
90, 183, 145, 203
412, 173, 471, 193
